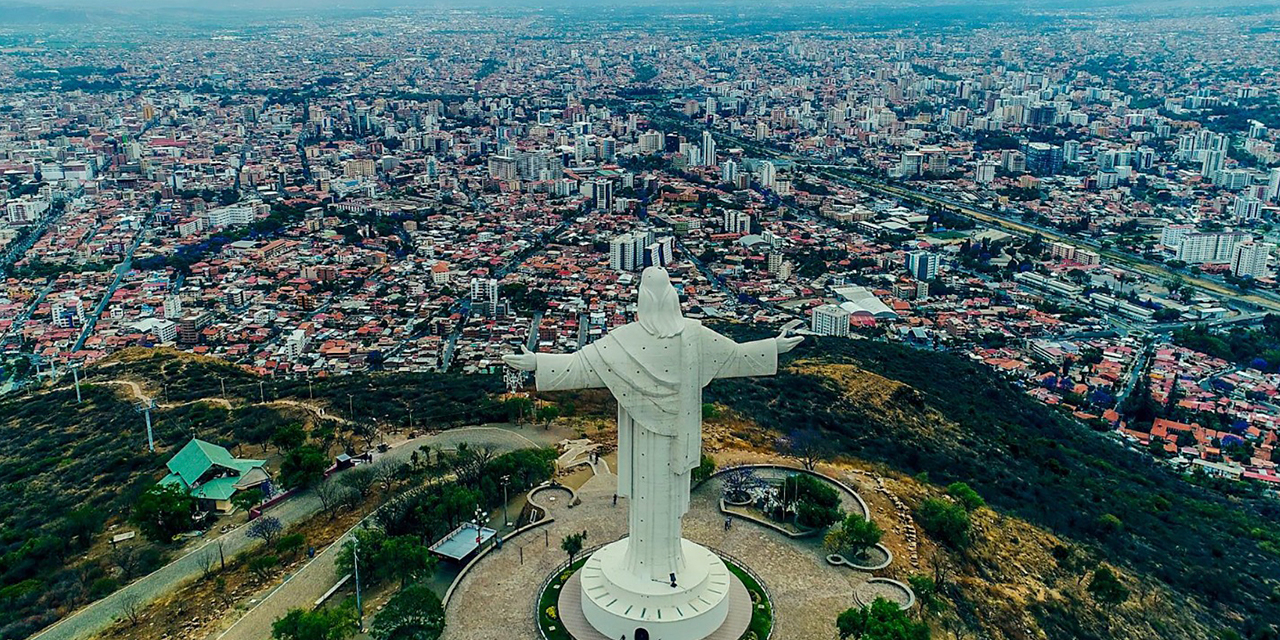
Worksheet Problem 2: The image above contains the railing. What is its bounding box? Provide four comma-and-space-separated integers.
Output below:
533, 536, 625, 640
532, 537, 777, 640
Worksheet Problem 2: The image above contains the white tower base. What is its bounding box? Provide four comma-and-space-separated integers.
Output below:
579, 538, 731, 640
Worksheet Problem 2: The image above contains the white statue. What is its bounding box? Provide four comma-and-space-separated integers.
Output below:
505, 266, 800, 640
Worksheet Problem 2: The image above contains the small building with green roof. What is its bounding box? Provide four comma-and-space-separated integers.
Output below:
159, 439, 271, 513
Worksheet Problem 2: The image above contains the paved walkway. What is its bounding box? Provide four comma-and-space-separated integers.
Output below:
442, 473, 871, 640
31, 425, 554, 640
556, 566, 751, 640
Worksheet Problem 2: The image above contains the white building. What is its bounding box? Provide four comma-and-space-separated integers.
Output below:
1234, 196, 1264, 222
906, 250, 939, 280
723, 210, 751, 234
5, 197, 49, 225
811, 304, 851, 337
757, 161, 777, 189
1231, 241, 1271, 278
1160, 224, 1195, 249
470, 278, 500, 316
163, 295, 183, 320
1177, 232, 1250, 265
701, 130, 716, 167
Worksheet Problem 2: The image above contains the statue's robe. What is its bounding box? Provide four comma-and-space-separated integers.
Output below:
534, 318, 777, 580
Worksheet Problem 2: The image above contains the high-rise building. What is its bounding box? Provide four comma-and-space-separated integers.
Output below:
638, 130, 664, 154
1201, 150, 1225, 179
1268, 167, 1280, 202
721, 159, 738, 184
163, 295, 182, 320
757, 161, 777, 188
644, 237, 675, 268
810, 304, 851, 337
1160, 224, 1195, 248
470, 278, 501, 317
701, 131, 717, 167
588, 179, 614, 211
1231, 241, 1272, 278
723, 210, 752, 234
1177, 231, 1250, 265
610, 231, 654, 272
1234, 196, 1264, 222
1023, 142, 1063, 176
906, 250, 939, 280
974, 161, 997, 185
899, 151, 924, 177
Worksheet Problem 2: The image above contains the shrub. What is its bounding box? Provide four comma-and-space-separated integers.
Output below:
916, 498, 970, 549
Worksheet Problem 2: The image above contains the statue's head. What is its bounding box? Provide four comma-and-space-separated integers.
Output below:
637, 267, 684, 338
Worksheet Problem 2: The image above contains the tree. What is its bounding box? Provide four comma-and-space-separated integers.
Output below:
692, 453, 716, 485
561, 530, 588, 564
916, 498, 970, 549
246, 515, 284, 547
280, 444, 329, 489
376, 536, 437, 587
270, 423, 307, 452
120, 591, 145, 626
337, 528, 389, 583
249, 554, 279, 580
272, 601, 358, 640
826, 514, 883, 560
504, 396, 534, 426
908, 575, 939, 613
1088, 566, 1130, 608
342, 466, 378, 502
782, 427, 833, 470
276, 533, 306, 560
536, 404, 560, 428
721, 467, 760, 502
371, 583, 446, 640
132, 483, 197, 543
946, 482, 985, 511
231, 487, 264, 518
836, 597, 929, 639
316, 476, 354, 519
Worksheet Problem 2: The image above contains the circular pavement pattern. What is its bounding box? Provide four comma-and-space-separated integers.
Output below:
442, 469, 877, 640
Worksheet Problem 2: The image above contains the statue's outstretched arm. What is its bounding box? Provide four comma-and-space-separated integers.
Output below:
533, 351, 607, 391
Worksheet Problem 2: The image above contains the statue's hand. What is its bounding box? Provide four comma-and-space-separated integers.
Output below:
776, 335, 803, 354
502, 346, 538, 371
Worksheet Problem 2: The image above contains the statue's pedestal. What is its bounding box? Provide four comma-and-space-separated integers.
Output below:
579, 538, 731, 640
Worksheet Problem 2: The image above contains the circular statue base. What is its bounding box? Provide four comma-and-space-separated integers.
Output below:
557, 564, 752, 640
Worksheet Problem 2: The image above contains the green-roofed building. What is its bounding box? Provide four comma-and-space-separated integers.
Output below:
160, 439, 271, 513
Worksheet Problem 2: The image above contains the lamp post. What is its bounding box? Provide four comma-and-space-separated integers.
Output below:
352, 536, 363, 630
501, 474, 511, 527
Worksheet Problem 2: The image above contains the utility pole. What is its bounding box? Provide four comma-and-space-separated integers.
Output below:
71, 363, 82, 403
353, 536, 363, 630
258, 380, 265, 403
308, 378, 313, 399
348, 393, 355, 422
220, 377, 226, 400
136, 400, 156, 452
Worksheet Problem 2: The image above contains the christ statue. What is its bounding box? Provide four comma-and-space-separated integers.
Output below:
503, 267, 801, 587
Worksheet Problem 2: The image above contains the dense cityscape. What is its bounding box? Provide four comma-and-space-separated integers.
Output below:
3, 2, 1280, 640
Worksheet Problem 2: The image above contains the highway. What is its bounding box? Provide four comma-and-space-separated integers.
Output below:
818, 169, 1280, 313
645, 105, 1280, 314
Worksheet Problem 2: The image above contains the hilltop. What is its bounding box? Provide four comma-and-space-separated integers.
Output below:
4, 341, 1280, 640
0, 349, 504, 640
697, 329, 1280, 639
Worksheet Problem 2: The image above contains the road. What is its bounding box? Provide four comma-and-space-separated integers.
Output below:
210, 425, 554, 640
646, 105, 1280, 314
29, 425, 549, 640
